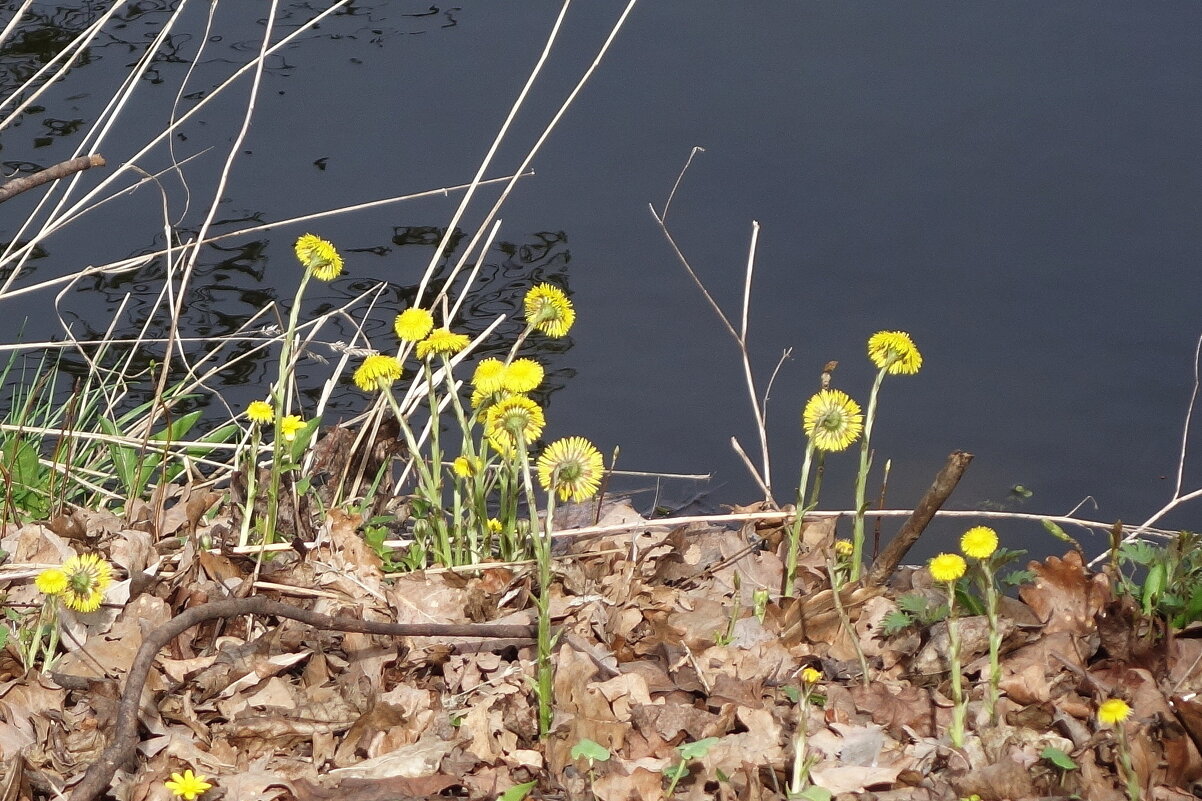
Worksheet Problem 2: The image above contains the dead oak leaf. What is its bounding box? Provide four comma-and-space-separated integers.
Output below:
851, 682, 937, 739
1019, 550, 1109, 636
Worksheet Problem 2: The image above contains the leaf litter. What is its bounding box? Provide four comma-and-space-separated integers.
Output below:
0, 494, 1198, 800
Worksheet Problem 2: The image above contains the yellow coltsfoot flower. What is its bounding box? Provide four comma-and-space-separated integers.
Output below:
485, 395, 546, 454
394, 307, 434, 342
416, 328, 470, 360
472, 358, 506, 393
353, 354, 403, 392
1098, 698, 1132, 726
165, 769, 213, 800
523, 283, 575, 338
471, 385, 511, 410
961, 526, 999, 559
802, 389, 864, 452
279, 415, 306, 442
60, 554, 112, 613
35, 568, 68, 596
537, 436, 604, 502
294, 234, 343, 281
867, 331, 922, 375
502, 358, 544, 393
928, 553, 967, 583
246, 400, 274, 426
799, 667, 823, 685
451, 455, 481, 478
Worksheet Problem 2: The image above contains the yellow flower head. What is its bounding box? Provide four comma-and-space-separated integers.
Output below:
802, 389, 864, 452
928, 553, 966, 583
538, 436, 605, 502
60, 554, 112, 613
416, 328, 470, 360
471, 385, 511, 410
394, 307, 435, 342
961, 526, 999, 560
279, 415, 305, 442
246, 400, 274, 426
834, 540, 854, 558
485, 395, 546, 454
165, 768, 213, 800
35, 568, 68, 596
502, 358, 544, 393
800, 667, 823, 685
451, 456, 479, 478
353, 354, 403, 392
487, 518, 504, 534
294, 233, 343, 281
523, 283, 575, 338
472, 358, 507, 393
1097, 698, 1131, 726
867, 331, 922, 375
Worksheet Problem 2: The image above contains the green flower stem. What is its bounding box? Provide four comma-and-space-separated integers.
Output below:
26, 600, 54, 670
808, 452, 826, 507
945, 580, 965, 747
440, 356, 485, 561
789, 682, 815, 797
1116, 727, 1140, 801
828, 556, 870, 685
851, 366, 888, 580
238, 426, 263, 547
516, 435, 555, 737
494, 457, 519, 560
421, 364, 451, 563
979, 559, 1002, 724
381, 387, 445, 565
784, 440, 816, 598
265, 270, 313, 544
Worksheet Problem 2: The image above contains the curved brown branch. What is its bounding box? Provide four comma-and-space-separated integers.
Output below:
0, 154, 106, 204
68, 596, 535, 801
866, 450, 974, 587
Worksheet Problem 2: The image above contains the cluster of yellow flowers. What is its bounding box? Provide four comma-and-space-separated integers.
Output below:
343, 277, 602, 503
928, 525, 1000, 583
798, 330, 922, 455
35, 553, 113, 613
249, 234, 609, 555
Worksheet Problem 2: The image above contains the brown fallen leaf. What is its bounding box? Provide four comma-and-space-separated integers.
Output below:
851, 682, 937, 739
1019, 550, 1109, 636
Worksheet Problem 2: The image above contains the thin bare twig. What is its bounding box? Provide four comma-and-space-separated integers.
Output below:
651, 171, 775, 503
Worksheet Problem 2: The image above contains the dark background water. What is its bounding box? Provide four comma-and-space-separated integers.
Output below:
3, 1, 1201, 560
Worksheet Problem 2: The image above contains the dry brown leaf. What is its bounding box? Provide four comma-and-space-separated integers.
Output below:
1019, 550, 1109, 636
809, 763, 907, 794
851, 682, 937, 738
696, 706, 784, 776
593, 758, 669, 801
948, 752, 1040, 800
327, 734, 453, 779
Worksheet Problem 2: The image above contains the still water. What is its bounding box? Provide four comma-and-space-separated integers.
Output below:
2, 2, 1201, 560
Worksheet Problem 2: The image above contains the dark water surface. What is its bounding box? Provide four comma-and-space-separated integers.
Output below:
3, 2, 1202, 560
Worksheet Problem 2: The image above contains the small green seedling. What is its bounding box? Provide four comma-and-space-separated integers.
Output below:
664, 737, 720, 796
1041, 746, 1078, 789
571, 738, 610, 798
881, 592, 949, 635
753, 588, 770, 623
498, 780, 537, 801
